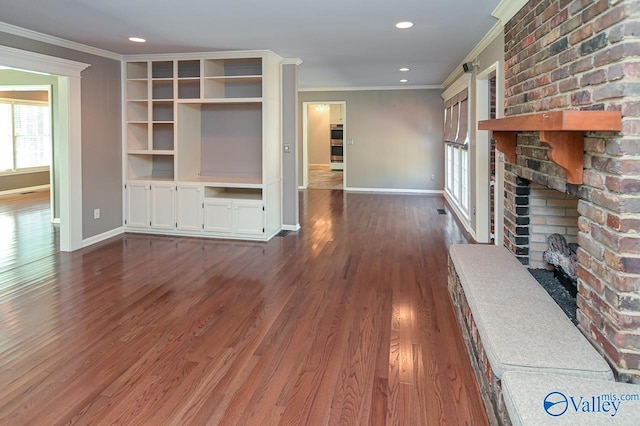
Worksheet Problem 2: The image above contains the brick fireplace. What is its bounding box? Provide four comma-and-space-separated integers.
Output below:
496, 0, 640, 383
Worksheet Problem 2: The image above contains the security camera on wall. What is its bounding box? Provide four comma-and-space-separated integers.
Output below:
462, 62, 474, 73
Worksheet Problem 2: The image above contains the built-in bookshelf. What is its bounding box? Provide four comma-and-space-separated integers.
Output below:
123, 51, 282, 240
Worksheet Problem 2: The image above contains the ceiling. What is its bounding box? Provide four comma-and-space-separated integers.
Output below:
0, 0, 502, 89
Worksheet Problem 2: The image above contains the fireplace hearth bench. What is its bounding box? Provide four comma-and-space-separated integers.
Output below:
446, 244, 638, 425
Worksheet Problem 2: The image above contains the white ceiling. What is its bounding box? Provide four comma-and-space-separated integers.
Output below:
0, 0, 502, 89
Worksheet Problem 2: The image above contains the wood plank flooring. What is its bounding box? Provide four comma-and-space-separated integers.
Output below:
0, 189, 487, 425
0, 189, 58, 272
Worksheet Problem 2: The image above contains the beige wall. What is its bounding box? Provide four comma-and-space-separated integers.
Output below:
308, 105, 330, 165
299, 89, 444, 191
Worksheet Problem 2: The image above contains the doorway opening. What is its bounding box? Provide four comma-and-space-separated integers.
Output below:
0, 83, 58, 268
302, 101, 346, 190
0, 45, 88, 252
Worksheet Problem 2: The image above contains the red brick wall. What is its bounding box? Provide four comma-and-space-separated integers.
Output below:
503, 0, 640, 383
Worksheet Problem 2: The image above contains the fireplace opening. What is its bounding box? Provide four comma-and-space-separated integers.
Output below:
504, 178, 581, 324
529, 269, 578, 325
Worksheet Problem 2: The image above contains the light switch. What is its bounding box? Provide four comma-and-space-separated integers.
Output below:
347, 139, 354, 145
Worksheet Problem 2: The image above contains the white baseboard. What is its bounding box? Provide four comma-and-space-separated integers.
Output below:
82, 226, 125, 248
346, 187, 444, 195
0, 184, 50, 196
282, 224, 301, 231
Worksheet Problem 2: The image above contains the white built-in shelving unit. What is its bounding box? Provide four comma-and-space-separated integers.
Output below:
123, 51, 283, 241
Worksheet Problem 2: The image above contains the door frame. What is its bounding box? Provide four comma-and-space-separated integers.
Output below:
0, 45, 89, 251
301, 101, 346, 189
475, 61, 503, 245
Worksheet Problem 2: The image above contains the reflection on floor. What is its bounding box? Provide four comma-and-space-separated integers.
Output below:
0, 189, 58, 272
308, 164, 343, 190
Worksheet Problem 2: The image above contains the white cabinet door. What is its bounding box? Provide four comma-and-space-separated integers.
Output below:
203, 200, 233, 233
176, 185, 202, 231
234, 201, 264, 235
126, 182, 149, 228
150, 184, 175, 230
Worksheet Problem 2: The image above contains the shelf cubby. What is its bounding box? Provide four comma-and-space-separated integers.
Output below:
204, 58, 262, 77
204, 187, 262, 200
127, 122, 149, 151
127, 62, 148, 79
127, 101, 148, 122
178, 79, 201, 99
152, 61, 174, 79
152, 101, 174, 122
152, 122, 174, 151
128, 153, 175, 180
178, 60, 201, 78
152, 80, 174, 100
128, 153, 175, 181
127, 80, 148, 100
203, 76, 262, 99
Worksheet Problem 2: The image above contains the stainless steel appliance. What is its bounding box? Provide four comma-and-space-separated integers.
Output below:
330, 124, 343, 170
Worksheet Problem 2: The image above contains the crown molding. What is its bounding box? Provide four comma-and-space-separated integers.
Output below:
282, 58, 303, 66
299, 84, 442, 92
441, 21, 503, 89
0, 45, 90, 77
0, 21, 121, 61
123, 49, 283, 62
492, 0, 529, 25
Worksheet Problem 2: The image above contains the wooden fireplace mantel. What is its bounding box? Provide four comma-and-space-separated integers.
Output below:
478, 111, 622, 184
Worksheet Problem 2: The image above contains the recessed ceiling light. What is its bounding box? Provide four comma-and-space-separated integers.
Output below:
128, 37, 146, 43
400, 67, 410, 72
400, 79, 408, 83
395, 21, 414, 29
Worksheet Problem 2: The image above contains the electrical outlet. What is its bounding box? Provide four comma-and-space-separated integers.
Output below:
431, 173, 436, 180
94, 208, 100, 219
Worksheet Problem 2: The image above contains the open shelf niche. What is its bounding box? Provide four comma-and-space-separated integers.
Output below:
127, 153, 175, 181
203, 58, 262, 99
176, 101, 263, 186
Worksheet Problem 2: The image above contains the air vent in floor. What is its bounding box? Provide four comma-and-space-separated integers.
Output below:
437, 208, 446, 215
276, 230, 291, 237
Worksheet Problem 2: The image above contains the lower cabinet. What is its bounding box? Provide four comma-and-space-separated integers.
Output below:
204, 199, 264, 235
126, 182, 265, 239
126, 182, 175, 230
176, 185, 202, 231
126, 182, 150, 228
150, 184, 175, 229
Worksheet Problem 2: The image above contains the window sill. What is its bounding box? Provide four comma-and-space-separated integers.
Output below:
0, 167, 50, 177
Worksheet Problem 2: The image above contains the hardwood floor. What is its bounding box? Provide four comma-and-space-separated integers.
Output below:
0, 189, 487, 425
0, 189, 58, 272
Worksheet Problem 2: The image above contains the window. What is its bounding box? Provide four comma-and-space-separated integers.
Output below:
444, 86, 470, 219
0, 99, 51, 173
